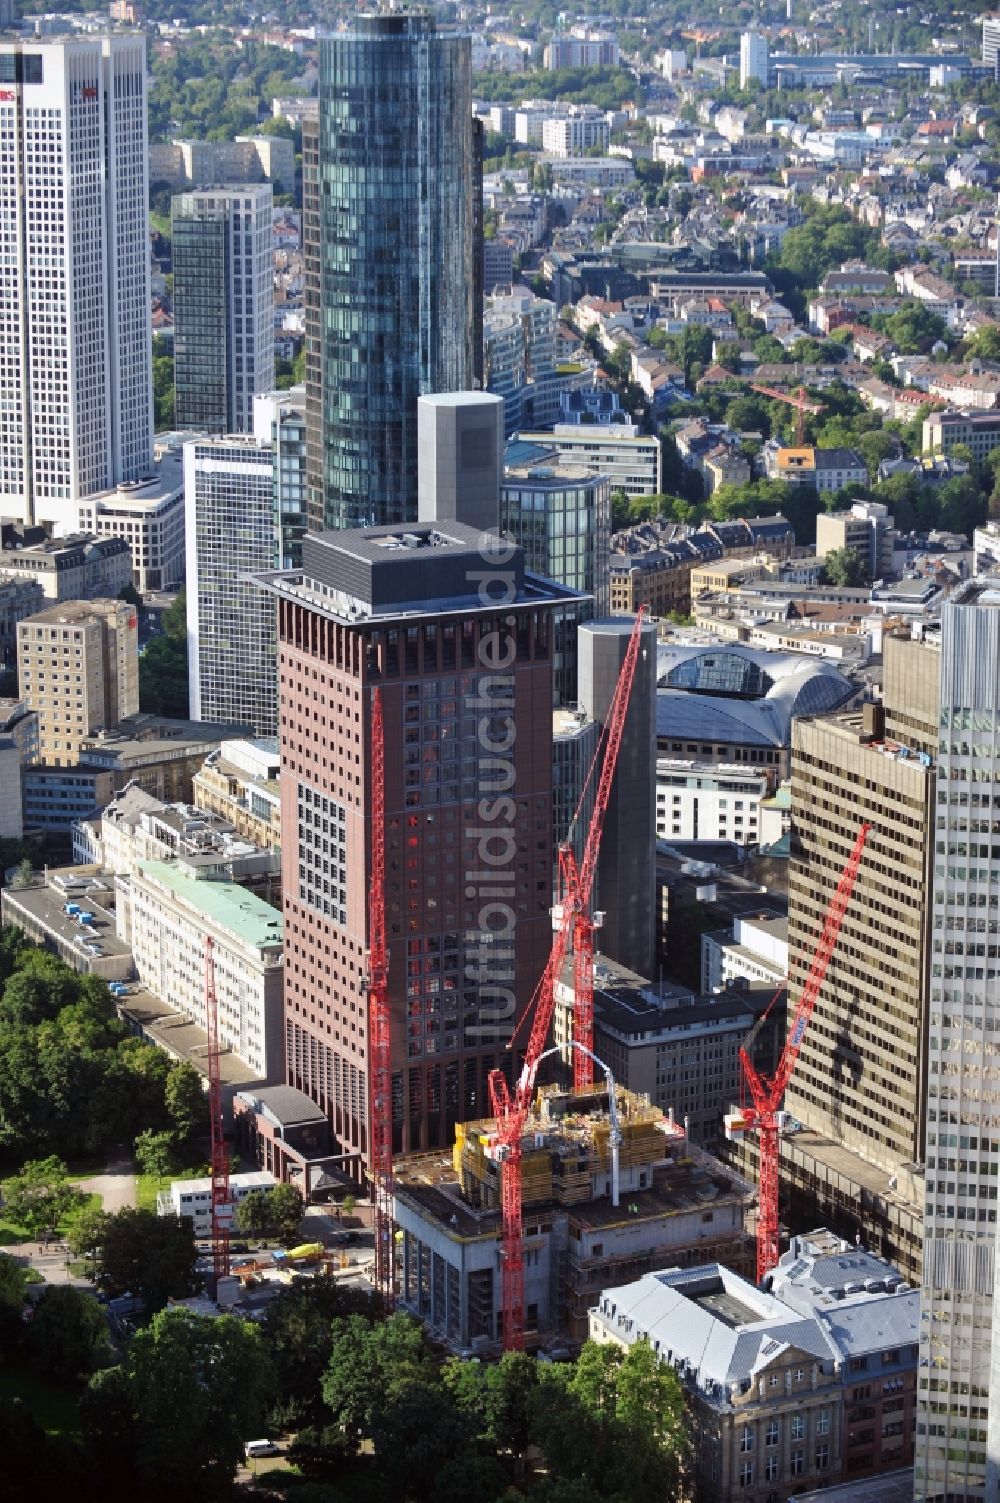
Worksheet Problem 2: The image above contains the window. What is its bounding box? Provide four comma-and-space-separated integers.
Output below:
765, 1455, 779, 1482
817, 1411, 830, 1436
739, 1461, 754, 1488
739, 1426, 753, 1453
816, 1444, 830, 1471
791, 1414, 805, 1441
791, 1449, 805, 1476
766, 1420, 780, 1447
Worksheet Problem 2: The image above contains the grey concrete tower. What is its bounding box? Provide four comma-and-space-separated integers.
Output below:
577, 617, 657, 978
417, 392, 503, 535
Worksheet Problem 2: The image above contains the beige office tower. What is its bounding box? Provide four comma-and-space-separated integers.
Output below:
777, 632, 938, 1282
16, 598, 139, 765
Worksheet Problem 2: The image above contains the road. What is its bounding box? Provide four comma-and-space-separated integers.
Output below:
77, 1154, 137, 1214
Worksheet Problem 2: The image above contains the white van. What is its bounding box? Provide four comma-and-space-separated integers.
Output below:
245, 1439, 280, 1459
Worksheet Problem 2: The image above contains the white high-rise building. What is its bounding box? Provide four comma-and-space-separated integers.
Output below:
739, 31, 770, 88
916, 578, 1000, 1502
172, 184, 274, 435
0, 35, 153, 534
184, 435, 277, 737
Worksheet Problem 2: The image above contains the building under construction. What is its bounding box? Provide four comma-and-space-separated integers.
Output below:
393, 1080, 755, 1351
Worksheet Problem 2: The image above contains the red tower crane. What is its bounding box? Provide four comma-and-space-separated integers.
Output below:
204, 935, 230, 1292
488, 606, 649, 1350
366, 687, 394, 1310
751, 383, 825, 446
729, 821, 872, 1284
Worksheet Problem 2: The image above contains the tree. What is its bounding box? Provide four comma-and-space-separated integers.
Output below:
124, 1308, 272, 1500
10, 858, 35, 890
27, 1285, 112, 1383
821, 545, 870, 587
321, 1312, 428, 1449
0, 1251, 28, 1355
263, 1279, 376, 1427
2, 1156, 82, 1239
485, 1349, 539, 1461
139, 589, 188, 717
234, 1189, 271, 1241
133, 1128, 177, 1179
372, 1379, 479, 1502
93, 1207, 198, 1311
724, 393, 771, 438
67, 1204, 110, 1263
80, 1366, 140, 1497
269, 1182, 305, 1245
342, 1192, 356, 1219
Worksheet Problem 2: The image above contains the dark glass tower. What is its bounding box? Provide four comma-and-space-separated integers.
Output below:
306, 12, 478, 531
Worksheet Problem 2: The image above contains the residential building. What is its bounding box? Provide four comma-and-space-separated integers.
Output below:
0, 35, 152, 534
483, 236, 515, 295
501, 457, 611, 614
766, 447, 868, 493
0, 576, 44, 666
514, 428, 662, 497
984, 14, 1000, 70
149, 135, 294, 192
119, 859, 283, 1081
923, 407, 1000, 462
815, 502, 895, 582
578, 618, 658, 980
915, 580, 1000, 1502
702, 910, 789, 996
17, 599, 139, 766
192, 737, 281, 851
305, 13, 478, 531
485, 287, 563, 434
541, 110, 610, 157
740, 31, 770, 88
77, 451, 185, 594
394, 1083, 753, 1347
544, 31, 620, 69
172, 185, 274, 435
656, 760, 776, 846
0, 531, 132, 602
254, 522, 575, 1163
184, 436, 277, 737
253, 387, 307, 571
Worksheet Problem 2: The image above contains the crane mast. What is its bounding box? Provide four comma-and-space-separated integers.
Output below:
366, 687, 394, 1309
205, 935, 230, 1292
733, 821, 872, 1283
488, 607, 648, 1350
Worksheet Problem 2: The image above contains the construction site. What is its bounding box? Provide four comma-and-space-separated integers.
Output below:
392, 1079, 755, 1352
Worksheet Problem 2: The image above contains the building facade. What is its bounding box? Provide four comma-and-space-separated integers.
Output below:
916, 581, 1000, 1502
254, 386, 307, 571
306, 13, 478, 531
0, 35, 152, 533
184, 435, 278, 737
16, 598, 139, 765
172, 185, 274, 435
257, 522, 572, 1164
516, 427, 663, 497
77, 452, 185, 594
501, 458, 611, 616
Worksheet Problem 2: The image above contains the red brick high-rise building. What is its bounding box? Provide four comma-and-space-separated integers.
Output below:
259, 522, 576, 1164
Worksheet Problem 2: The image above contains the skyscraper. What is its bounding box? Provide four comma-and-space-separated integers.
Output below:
916, 581, 1000, 1503
184, 435, 278, 737
172, 185, 274, 435
739, 30, 769, 88
257, 522, 575, 1161
0, 35, 152, 533
305, 12, 478, 532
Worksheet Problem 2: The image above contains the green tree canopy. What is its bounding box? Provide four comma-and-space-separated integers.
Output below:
822, 546, 870, 587
27, 1284, 112, 1384
93, 1207, 198, 1311
2, 1156, 82, 1238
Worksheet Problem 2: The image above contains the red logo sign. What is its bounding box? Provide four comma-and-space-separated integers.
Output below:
81, 86, 97, 101
0, 90, 14, 102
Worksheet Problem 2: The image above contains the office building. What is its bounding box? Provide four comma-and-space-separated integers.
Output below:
77, 451, 185, 594
119, 859, 283, 1082
501, 456, 611, 614
16, 599, 139, 766
655, 760, 782, 847
0, 531, 132, 602
253, 387, 307, 571
255, 522, 576, 1163
541, 111, 610, 158
915, 581, 1000, 1502
395, 1084, 753, 1347
149, 135, 294, 193
514, 428, 663, 497
815, 502, 895, 582
305, 13, 478, 532
192, 737, 281, 851
0, 35, 152, 532
923, 407, 1000, 462
740, 31, 770, 88
184, 435, 278, 737
416, 392, 504, 535
983, 14, 1000, 70
172, 185, 274, 435
578, 618, 657, 979
0, 577, 45, 667
544, 30, 620, 69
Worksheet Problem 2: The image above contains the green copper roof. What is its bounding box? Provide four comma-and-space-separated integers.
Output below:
136, 862, 283, 950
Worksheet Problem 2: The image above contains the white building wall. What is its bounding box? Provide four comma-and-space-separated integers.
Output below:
656, 760, 770, 844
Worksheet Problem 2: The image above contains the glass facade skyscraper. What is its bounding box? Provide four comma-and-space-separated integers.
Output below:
306, 13, 478, 531
917, 579, 1000, 1502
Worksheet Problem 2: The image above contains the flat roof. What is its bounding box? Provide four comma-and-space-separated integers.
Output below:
119, 988, 265, 1086
136, 861, 283, 950
788, 1470, 914, 1503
